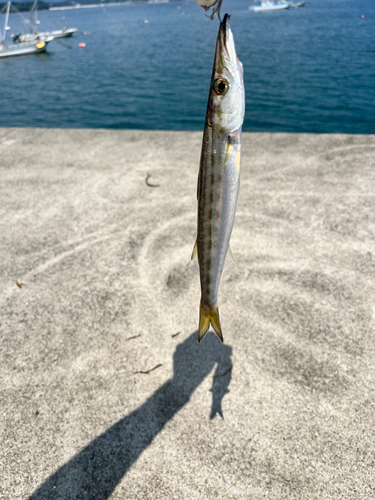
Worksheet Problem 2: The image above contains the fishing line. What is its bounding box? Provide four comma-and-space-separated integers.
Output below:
201, 0, 224, 21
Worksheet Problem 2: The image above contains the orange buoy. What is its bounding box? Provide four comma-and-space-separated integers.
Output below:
78, 42, 86, 48
361, 15, 365, 19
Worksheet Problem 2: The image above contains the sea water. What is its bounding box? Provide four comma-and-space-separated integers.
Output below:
0, 0, 374, 133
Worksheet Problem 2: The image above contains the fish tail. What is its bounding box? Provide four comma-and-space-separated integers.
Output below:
198, 300, 224, 343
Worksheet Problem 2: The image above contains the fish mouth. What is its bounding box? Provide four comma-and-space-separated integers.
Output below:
219, 13, 231, 56
214, 12, 239, 73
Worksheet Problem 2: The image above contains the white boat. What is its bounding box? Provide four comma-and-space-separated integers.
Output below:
22, 1, 78, 41
0, 37, 53, 57
0, 2, 52, 58
252, 1, 293, 11
40, 27, 78, 38
22, 27, 78, 42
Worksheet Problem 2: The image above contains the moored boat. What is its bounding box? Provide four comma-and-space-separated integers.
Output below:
251, 1, 293, 11
21, 1, 78, 41
0, 37, 53, 58
0, 2, 53, 58
22, 27, 78, 42
41, 27, 78, 38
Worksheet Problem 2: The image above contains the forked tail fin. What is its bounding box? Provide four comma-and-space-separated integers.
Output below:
198, 300, 223, 343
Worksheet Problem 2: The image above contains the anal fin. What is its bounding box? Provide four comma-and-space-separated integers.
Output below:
225, 245, 235, 266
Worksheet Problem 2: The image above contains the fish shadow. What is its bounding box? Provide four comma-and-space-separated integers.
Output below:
29, 331, 232, 500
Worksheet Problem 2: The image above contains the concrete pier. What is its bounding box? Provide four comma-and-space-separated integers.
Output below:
1, 128, 374, 499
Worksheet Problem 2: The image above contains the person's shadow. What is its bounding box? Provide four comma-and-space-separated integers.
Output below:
29, 332, 232, 500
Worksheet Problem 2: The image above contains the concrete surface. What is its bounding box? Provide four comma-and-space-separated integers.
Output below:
0, 128, 374, 500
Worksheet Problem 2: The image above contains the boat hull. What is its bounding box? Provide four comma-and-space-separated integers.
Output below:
253, 1, 293, 11
40, 28, 78, 39
23, 28, 78, 42
0, 39, 51, 58
50, 28, 78, 38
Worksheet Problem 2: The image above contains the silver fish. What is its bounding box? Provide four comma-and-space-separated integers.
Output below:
193, 13, 245, 342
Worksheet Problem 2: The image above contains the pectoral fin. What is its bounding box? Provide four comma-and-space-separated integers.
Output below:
191, 241, 199, 262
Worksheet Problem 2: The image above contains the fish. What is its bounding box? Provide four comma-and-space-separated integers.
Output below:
193, 13, 245, 343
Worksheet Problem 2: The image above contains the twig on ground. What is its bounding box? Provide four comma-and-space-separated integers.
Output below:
134, 364, 162, 375
145, 173, 160, 188
125, 334, 142, 341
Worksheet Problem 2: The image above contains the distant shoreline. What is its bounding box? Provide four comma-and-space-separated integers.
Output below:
49, 1, 145, 10
3, 0, 187, 14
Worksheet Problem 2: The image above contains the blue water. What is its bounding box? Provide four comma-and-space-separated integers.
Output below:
1, 0, 375, 133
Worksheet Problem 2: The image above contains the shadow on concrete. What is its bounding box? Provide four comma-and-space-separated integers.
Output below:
29, 332, 232, 500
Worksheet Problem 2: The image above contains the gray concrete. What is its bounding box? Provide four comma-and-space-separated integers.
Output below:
0, 128, 374, 500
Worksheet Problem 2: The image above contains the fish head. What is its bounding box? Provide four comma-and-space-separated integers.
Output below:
207, 14, 245, 136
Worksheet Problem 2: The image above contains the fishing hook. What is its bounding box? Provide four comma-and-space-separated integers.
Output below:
203, 0, 224, 21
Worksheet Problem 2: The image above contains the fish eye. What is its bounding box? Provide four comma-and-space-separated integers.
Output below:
213, 78, 229, 95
